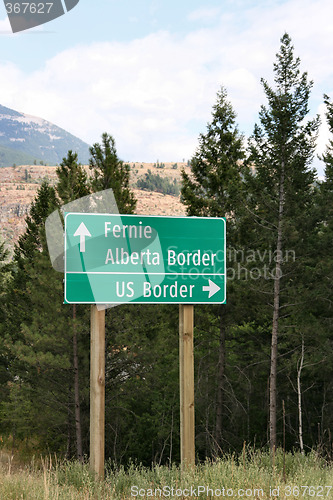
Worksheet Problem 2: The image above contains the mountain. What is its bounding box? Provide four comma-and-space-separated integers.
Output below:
0, 162, 188, 250
0, 104, 91, 167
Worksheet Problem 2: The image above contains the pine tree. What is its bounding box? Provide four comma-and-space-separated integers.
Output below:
89, 133, 136, 214
55, 151, 92, 462
103, 304, 180, 465
181, 86, 245, 220
6, 182, 59, 345
56, 150, 90, 204
0, 238, 9, 305
322, 95, 333, 202
246, 33, 320, 451
2, 181, 91, 456
314, 94, 333, 365
181, 86, 246, 452
14, 182, 59, 263
0, 239, 11, 408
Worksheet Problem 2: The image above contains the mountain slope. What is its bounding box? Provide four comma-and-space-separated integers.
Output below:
0, 162, 188, 250
0, 104, 91, 167
0, 144, 45, 167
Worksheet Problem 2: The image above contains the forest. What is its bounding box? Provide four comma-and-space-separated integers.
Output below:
0, 33, 332, 467
136, 169, 180, 196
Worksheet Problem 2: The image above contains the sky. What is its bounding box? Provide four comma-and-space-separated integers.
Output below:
1, 0, 333, 177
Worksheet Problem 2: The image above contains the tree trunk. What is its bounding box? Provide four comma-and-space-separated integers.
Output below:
269, 162, 285, 452
297, 337, 305, 454
73, 304, 83, 462
215, 304, 226, 452
66, 383, 72, 459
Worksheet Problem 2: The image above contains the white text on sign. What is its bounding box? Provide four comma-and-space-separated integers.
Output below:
105, 221, 152, 239
105, 249, 216, 267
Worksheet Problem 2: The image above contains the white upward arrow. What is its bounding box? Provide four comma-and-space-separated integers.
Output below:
74, 222, 91, 253
203, 279, 221, 298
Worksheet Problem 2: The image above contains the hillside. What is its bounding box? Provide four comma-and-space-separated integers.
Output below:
0, 162, 189, 251
0, 104, 91, 167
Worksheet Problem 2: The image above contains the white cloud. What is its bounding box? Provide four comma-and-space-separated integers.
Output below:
188, 7, 221, 22
0, 0, 332, 173
0, 16, 11, 32
317, 103, 331, 156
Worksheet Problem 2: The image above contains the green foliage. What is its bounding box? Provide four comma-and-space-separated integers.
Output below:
181, 86, 245, 220
1, 177, 91, 456
154, 161, 165, 169
322, 95, 333, 193
247, 33, 319, 226
310, 95, 333, 402
137, 170, 180, 196
103, 304, 180, 466
0, 144, 41, 168
14, 182, 59, 262
0, 451, 333, 499
89, 133, 136, 214
0, 239, 11, 405
24, 169, 31, 182
245, 31, 320, 304
56, 150, 90, 204
1, 35, 333, 467
180, 86, 252, 453
244, 32, 321, 450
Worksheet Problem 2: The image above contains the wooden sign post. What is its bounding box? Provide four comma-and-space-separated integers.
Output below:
90, 305, 106, 479
64, 214, 225, 474
179, 304, 195, 466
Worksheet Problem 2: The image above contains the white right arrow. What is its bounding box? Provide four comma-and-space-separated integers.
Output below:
74, 222, 91, 253
203, 279, 221, 298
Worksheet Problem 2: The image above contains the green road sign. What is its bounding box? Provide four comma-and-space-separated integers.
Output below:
64, 213, 226, 304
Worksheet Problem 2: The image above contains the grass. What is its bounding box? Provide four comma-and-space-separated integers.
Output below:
0, 449, 333, 499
